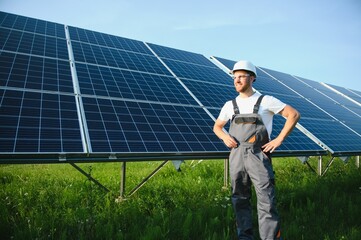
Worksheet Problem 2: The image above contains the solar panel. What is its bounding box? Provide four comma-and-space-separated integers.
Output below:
259, 67, 361, 155
324, 83, 361, 106
68, 26, 151, 54
0, 89, 83, 153
0, 12, 65, 38
149, 48, 326, 155
259, 67, 361, 135
148, 43, 215, 67
314, 83, 361, 116
0, 12, 85, 159
75, 63, 197, 105
0, 52, 74, 92
294, 77, 361, 116
66, 26, 229, 157
213, 57, 361, 156
70, 41, 171, 76
82, 97, 225, 153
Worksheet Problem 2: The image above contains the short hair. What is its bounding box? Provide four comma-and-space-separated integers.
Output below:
246, 70, 256, 77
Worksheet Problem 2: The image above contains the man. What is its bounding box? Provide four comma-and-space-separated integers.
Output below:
213, 60, 300, 240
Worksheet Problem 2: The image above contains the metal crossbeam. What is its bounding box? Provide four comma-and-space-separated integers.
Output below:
69, 163, 110, 192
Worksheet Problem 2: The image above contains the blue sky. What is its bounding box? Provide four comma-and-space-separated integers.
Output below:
1, 0, 361, 91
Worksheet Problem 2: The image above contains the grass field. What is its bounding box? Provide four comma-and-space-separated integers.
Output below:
0, 156, 360, 239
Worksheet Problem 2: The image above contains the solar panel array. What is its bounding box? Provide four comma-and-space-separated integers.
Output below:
1, 11, 359, 164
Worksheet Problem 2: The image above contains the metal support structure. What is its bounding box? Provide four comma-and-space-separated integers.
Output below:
119, 158, 231, 198
69, 163, 110, 192
304, 161, 317, 174
223, 158, 229, 190
304, 155, 361, 176
120, 162, 126, 198
297, 156, 309, 164
356, 156, 360, 168
321, 156, 336, 176
171, 160, 184, 172
124, 160, 169, 198
318, 156, 323, 176
70, 153, 355, 199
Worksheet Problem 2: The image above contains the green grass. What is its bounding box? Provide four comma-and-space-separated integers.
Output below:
0, 156, 360, 239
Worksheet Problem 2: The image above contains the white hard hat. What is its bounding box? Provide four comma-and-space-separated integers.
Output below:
232, 60, 257, 77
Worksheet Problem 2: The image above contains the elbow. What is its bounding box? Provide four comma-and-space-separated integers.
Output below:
294, 110, 301, 122
212, 124, 218, 134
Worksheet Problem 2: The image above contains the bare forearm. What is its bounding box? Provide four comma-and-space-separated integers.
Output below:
277, 111, 300, 141
262, 106, 300, 153
213, 120, 238, 148
213, 125, 228, 140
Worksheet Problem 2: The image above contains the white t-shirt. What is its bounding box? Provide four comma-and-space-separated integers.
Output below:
217, 92, 286, 138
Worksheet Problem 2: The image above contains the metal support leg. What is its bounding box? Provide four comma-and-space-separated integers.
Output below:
318, 156, 322, 176
120, 162, 126, 199
69, 163, 110, 192
223, 158, 229, 190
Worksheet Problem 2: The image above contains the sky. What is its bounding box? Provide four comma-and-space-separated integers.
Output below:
1, 0, 361, 92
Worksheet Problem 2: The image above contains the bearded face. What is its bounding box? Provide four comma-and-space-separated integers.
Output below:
233, 70, 254, 93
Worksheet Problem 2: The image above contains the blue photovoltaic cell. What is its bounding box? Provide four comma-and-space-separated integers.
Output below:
149, 45, 233, 87
271, 115, 324, 153
254, 72, 333, 120
298, 78, 361, 117
299, 118, 361, 153
0, 12, 84, 157
82, 97, 227, 153
180, 79, 236, 108
0, 89, 83, 153
0, 11, 65, 38
297, 77, 359, 109
148, 43, 216, 67
68, 26, 152, 55
350, 89, 361, 101
71, 41, 171, 76
295, 77, 361, 135
212, 56, 235, 70
162, 58, 231, 84
326, 83, 361, 105
260, 67, 361, 136
258, 67, 361, 154
76, 63, 198, 105
0, 52, 74, 93
0, 28, 69, 60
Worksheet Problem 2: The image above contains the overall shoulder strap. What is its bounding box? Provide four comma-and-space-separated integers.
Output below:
232, 99, 240, 115
253, 95, 265, 114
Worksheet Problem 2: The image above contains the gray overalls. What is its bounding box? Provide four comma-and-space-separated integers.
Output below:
229, 95, 281, 240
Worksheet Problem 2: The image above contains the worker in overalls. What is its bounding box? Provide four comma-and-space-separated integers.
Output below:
213, 60, 300, 240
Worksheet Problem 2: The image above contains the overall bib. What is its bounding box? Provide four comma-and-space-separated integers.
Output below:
229, 95, 281, 240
